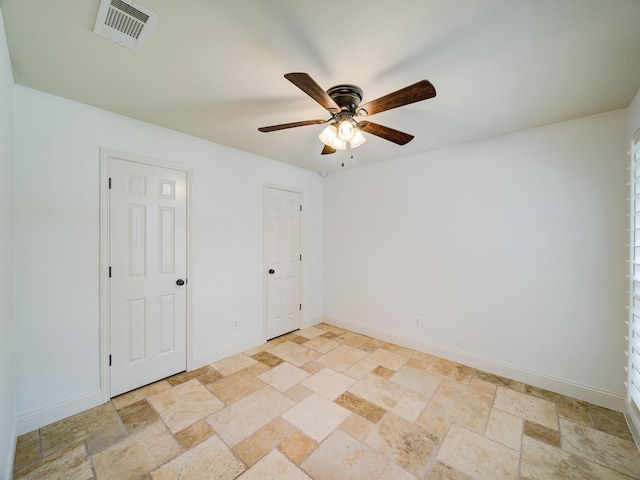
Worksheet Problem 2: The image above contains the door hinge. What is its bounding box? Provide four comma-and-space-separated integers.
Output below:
109, 354, 112, 366
300, 254, 302, 261
300, 204, 302, 212
108, 177, 112, 189
109, 266, 112, 278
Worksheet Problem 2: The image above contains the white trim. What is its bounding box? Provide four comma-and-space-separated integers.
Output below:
625, 400, 640, 448
191, 334, 266, 369
323, 315, 625, 411
15, 388, 104, 436
99, 148, 193, 401
4, 420, 16, 478
263, 183, 304, 340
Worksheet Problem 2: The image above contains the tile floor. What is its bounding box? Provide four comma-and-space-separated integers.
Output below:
12, 323, 640, 479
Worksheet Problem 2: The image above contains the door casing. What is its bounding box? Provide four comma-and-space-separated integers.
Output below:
99, 148, 193, 401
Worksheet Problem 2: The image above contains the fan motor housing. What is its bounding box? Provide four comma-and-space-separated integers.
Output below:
327, 85, 363, 113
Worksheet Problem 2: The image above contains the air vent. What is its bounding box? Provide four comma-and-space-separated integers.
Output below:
93, 0, 158, 52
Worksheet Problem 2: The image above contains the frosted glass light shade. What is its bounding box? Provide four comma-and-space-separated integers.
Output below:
349, 129, 366, 148
319, 124, 347, 150
337, 120, 355, 142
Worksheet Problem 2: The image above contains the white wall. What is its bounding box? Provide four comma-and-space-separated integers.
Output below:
324, 110, 628, 408
13, 86, 323, 433
0, 8, 15, 478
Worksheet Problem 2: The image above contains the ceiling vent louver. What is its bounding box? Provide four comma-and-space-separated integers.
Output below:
93, 0, 158, 52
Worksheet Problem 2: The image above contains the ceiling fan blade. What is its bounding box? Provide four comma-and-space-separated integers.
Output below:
258, 119, 327, 132
285, 73, 341, 113
356, 80, 436, 116
321, 144, 336, 155
358, 121, 414, 145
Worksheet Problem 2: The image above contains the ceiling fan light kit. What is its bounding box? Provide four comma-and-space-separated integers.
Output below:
258, 73, 436, 158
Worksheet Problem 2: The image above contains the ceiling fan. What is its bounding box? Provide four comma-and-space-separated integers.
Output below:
258, 73, 436, 155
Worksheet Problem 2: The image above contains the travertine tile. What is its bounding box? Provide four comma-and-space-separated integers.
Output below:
283, 393, 351, 442
474, 370, 525, 392
426, 461, 474, 480
343, 358, 378, 379
196, 368, 224, 385
240, 449, 312, 479
117, 399, 159, 434
301, 430, 387, 480
437, 424, 519, 480
391, 364, 443, 396
334, 331, 371, 348
426, 358, 475, 384
206, 386, 295, 446
301, 367, 356, 400
175, 420, 213, 449
268, 341, 322, 366
15, 430, 39, 450
297, 326, 326, 339
339, 413, 375, 441
560, 418, 640, 477
150, 434, 245, 480
316, 344, 369, 372
92, 422, 181, 480
372, 365, 395, 378
366, 412, 439, 478
418, 378, 495, 437
285, 383, 315, 402
493, 386, 558, 430
85, 422, 128, 455
365, 348, 409, 371
589, 403, 636, 442
485, 408, 522, 451
524, 420, 561, 447
258, 362, 311, 392
396, 347, 435, 365
521, 435, 633, 480
278, 431, 317, 464
148, 379, 224, 433
350, 373, 429, 422
206, 369, 265, 404
111, 380, 172, 409
13, 438, 41, 472
211, 353, 258, 376
316, 323, 346, 335
232, 416, 296, 466
40, 402, 120, 456
166, 365, 213, 386
250, 350, 284, 368
335, 391, 387, 423
468, 377, 497, 394
378, 461, 419, 480
302, 336, 340, 353
14, 443, 92, 480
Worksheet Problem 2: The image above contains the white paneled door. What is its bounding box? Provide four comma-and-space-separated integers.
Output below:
265, 187, 302, 339
109, 159, 187, 396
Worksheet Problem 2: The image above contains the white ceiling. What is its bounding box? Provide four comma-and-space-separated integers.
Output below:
1, 0, 640, 173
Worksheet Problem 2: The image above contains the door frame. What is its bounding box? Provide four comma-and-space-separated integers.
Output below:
99, 148, 193, 401
263, 183, 304, 339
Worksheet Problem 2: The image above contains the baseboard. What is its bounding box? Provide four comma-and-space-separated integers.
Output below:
3, 419, 16, 480
624, 401, 640, 449
191, 334, 266, 369
15, 388, 104, 436
324, 315, 625, 412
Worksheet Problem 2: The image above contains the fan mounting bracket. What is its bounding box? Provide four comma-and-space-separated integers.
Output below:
326, 84, 363, 114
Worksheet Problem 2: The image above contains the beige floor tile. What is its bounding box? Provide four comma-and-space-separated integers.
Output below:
92, 422, 181, 480
589, 404, 636, 442
350, 373, 430, 422
233, 416, 297, 466
239, 449, 312, 479
316, 344, 369, 372
148, 379, 224, 433
150, 434, 245, 480
300, 360, 325, 375
206, 369, 265, 404
484, 408, 523, 451
417, 380, 494, 437
339, 413, 375, 441
334, 331, 371, 348
117, 399, 159, 434
297, 326, 326, 339
258, 362, 311, 392
268, 341, 322, 366
301, 429, 388, 480
474, 370, 525, 392
285, 383, 315, 402
13, 439, 41, 473
391, 364, 443, 396
396, 347, 435, 364
468, 377, 498, 394
493, 386, 558, 430
250, 350, 284, 368
303, 336, 341, 353
174, 420, 213, 449
437, 424, 520, 480
378, 461, 419, 480
278, 431, 317, 464
14, 443, 92, 480
40, 402, 120, 457
426, 358, 475, 384
85, 423, 128, 455
166, 365, 213, 386
211, 353, 258, 376
336, 391, 387, 423
560, 418, 640, 478
366, 412, 440, 478
344, 358, 378, 379
316, 324, 346, 335
524, 420, 561, 447
301, 367, 356, 400
520, 436, 634, 480
206, 385, 295, 446
426, 461, 474, 480
111, 380, 172, 409
365, 348, 409, 371
283, 392, 351, 442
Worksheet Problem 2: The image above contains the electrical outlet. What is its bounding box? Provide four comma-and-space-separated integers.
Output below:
415, 318, 422, 327
232, 319, 239, 330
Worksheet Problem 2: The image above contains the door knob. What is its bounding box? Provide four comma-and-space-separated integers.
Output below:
176, 279, 185, 286
268, 269, 275, 274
